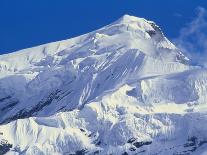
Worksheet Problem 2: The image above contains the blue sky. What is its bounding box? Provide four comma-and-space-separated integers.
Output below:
1, 0, 207, 54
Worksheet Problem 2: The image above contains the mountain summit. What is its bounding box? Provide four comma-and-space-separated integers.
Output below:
0, 15, 207, 155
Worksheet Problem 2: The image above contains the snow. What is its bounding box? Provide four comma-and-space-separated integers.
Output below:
0, 15, 207, 155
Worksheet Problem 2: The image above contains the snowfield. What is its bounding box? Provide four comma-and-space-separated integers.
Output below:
0, 15, 207, 155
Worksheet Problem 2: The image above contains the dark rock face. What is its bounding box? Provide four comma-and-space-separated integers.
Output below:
198, 140, 207, 147
127, 138, 152, 148
125, 138, 152, 154
129, 147, 136, 151
133, 141, 152, 148
127, 137, 136, 143
146, 30, 157, 37
0, 140, 12, 155
184, 136, 197, 148
1, 89, 66, 124
144, 22, 165, 43
75, 149, 88, 155
122, 152, 128, 155
173, 136, 207, 155
93, 150, 100, 155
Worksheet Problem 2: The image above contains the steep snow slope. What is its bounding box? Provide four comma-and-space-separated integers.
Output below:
0, 15, 207, 155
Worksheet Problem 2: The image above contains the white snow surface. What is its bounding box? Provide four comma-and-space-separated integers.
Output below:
0, 15, 207, 155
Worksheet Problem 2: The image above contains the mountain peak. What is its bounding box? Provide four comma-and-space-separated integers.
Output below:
119, 14, 141, 22
113, 15, 163, 37
115, 14, 148, 25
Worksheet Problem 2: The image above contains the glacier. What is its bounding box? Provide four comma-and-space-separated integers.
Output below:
0, 15, 207, 155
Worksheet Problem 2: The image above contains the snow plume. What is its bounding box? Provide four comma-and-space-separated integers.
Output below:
174, 7, 207, 67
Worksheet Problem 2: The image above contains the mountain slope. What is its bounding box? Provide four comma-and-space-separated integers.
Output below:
0, 15, 207, 155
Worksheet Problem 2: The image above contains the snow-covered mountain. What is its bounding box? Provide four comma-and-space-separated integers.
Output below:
0, 15, 207, 155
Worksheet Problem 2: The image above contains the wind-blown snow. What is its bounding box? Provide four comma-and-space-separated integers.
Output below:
0, 15, 207, 155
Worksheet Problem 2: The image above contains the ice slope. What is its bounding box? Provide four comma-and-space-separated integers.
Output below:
0, 15, 207, 155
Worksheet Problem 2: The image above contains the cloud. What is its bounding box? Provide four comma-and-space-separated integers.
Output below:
173, 7, 207, 67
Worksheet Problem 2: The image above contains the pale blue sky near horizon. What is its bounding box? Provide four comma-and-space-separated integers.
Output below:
1, 0, 207, 54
